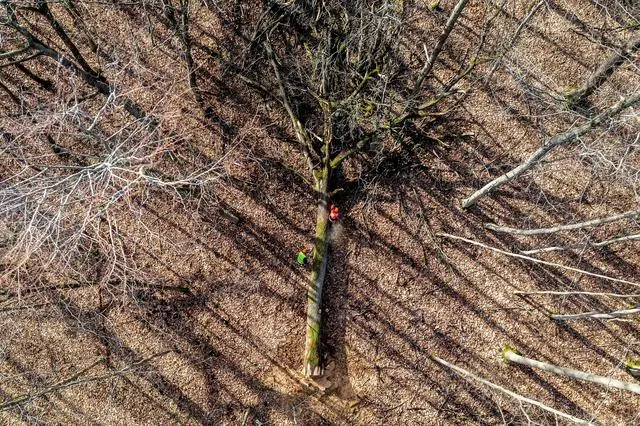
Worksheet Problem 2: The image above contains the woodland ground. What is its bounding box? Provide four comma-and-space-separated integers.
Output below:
1, 0, 640, 425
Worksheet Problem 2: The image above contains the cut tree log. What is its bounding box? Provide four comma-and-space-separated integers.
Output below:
503, 346, 640, 395
302, 174, 331, 377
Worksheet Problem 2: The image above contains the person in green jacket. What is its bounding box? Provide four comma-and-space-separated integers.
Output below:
297, 247, 313, 265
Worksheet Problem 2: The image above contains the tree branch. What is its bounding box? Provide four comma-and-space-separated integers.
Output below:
412, 0, 471, 95
521, 233, 640, 255
462, 91, 640, 208
329, 132, 373, 169
264, 41, 319, 179
437, 232, 640, 287
514, 290, 640, 298
550, 306, 640, 321
0, 51, 42, 68
0, 350, 171, 411
485, 208, 640, 235
484, 0, 544, 83
0, 45, 31, 60
566, 35, 640, 105
36, 1, 97, 74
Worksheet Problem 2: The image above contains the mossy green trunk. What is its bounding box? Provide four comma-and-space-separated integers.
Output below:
302, 174, 330, 377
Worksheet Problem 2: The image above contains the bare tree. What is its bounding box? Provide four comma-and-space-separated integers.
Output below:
214, 0, 487, 379
0, 1, 229, 290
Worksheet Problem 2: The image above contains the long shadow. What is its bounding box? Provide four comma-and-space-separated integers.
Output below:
336, 117, 640, 399
318, 206, 591, 417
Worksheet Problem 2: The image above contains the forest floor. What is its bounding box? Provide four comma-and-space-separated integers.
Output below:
1, 0, 640, 424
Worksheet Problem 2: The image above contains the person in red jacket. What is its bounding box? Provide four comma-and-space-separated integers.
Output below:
329, 204, 341, 222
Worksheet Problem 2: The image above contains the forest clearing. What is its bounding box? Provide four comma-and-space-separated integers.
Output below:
1, 0, 640, 424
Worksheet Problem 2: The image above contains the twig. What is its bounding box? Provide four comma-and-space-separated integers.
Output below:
291, 403, 298, 425
241, 408, 250, 426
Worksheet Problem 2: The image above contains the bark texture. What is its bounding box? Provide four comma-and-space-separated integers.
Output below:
302, 185, 330, 377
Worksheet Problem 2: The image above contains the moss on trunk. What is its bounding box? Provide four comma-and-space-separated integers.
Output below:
302, 175, 330, 377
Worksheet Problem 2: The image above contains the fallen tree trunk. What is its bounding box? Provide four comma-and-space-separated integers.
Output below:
265, 40, 336, 379
461, 91, 640, 208
503, 347, 640, 395
302, 174, 331, 377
